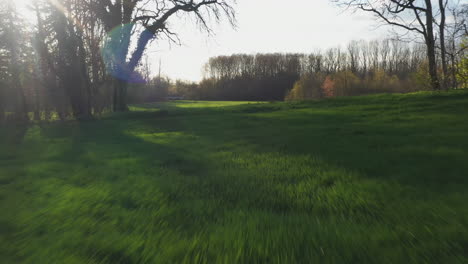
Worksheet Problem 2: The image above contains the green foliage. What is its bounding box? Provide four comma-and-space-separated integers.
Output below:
288, 70, 431, 101
456, 40, 468, 88
409, 62, 433, 91
1, 91, 468, 263
331, 71, 361, 96
286, 73, 325, 101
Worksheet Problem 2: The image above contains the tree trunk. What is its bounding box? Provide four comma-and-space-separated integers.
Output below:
128, 30, 153, 71
66, 68, 92, 121
439, 0, 448, 90
13, 86, 29, 121
33, 80, 41, 121
113, 78, 129, 112
450, 53, 458, 89
10, 63, 29, 121
425, 0, 440, 90
111, 29, 153, 112
64, 52, 92, 120
51, 81, 67, 121
0, 83, 5, 123
52, 11, 93, 121
426, 40, 440, 90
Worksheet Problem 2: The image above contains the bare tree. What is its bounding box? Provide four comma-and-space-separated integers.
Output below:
95, 0, 236, 112
347, 40, 360, 74
333, 0, 441, 90
446, 3, 467, 89
437, 0, 449, 90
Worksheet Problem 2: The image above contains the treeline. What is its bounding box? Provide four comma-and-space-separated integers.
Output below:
0, 0, 466, 122
188, 38, 467, 101
0, 0, 234, 122
199, 53, 301, 100
127, 75, 203, 103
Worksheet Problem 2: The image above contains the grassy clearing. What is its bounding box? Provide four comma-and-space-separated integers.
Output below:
1, 91, 468, 263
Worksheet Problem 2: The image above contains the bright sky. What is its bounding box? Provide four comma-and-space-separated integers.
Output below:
149, 0, 388, 81
16, 0, 390, 81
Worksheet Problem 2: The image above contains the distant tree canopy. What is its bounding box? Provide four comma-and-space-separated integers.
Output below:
191, 38, 462, 101
134, 37, 467, 102
199, 53, 303, 101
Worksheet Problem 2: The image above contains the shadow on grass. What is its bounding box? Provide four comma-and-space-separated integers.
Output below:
165, 91, 468, 191
1, 90, 468, 263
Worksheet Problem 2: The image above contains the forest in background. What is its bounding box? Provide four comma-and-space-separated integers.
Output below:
0, 0, 235, 122
0, 0, 467, 122
195, 38, 466, 101
132, 36, 468, 102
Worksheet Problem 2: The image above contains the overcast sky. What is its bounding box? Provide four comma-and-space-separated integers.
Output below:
148, 0, 389, 81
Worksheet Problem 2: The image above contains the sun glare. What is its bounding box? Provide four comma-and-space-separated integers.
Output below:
16, 0, 32, 9
16, 0, 66, 16
15, 0, 35, 20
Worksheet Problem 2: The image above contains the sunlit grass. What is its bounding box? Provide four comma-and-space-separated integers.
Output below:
1, 90, 468, 263
129, 100, 263, 112
165, 100, 259, 108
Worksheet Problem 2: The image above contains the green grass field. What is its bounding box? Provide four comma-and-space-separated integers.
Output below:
1, 91, 468, 263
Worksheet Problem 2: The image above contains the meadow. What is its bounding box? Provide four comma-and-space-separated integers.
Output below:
1, 90, 468, 263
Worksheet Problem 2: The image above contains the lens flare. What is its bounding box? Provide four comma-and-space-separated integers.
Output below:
100, 23, 148, 83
